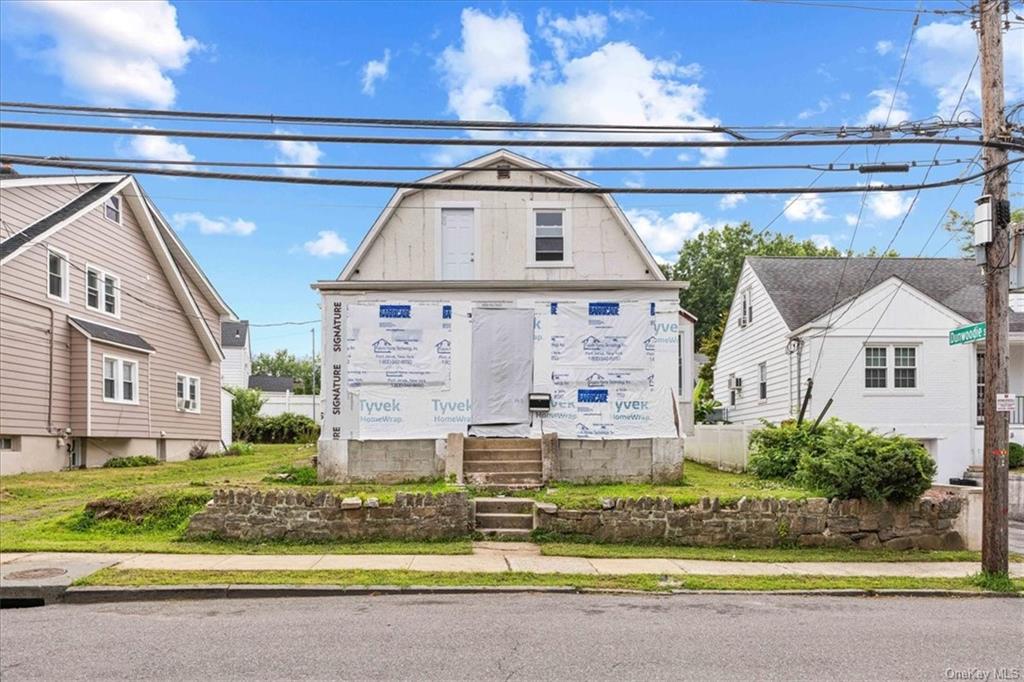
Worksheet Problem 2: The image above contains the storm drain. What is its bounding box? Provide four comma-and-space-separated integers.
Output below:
5, 567, 68, 580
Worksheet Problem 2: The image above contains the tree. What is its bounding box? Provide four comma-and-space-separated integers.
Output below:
944, 206, 1024, 256
666, 222, 842, 344
251, 349, 320, 395
228, 387, 265, 442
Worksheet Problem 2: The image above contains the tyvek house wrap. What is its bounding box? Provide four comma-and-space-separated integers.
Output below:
338, 298, 679, 440
469, 307, 534, 427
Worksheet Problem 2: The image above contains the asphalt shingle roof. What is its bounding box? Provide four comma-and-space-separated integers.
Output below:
0, 182, 119, 260
248, 375, 297, 392
69, 317, 155, 352
221, 320, 249, 347
746, 257, 1024, 333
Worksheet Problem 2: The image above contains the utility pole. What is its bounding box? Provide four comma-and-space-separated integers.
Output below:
978, 0, 1010, 575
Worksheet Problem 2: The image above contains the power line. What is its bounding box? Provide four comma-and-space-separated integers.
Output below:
3, 153, 1020, 194
750, 0, 970, 14
2, 154, 980, 175
0, 100, 982, 138
4, 120, 1020, 151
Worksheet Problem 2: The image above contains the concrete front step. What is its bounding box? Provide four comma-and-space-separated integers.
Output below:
475, 528, 533, 538
464, 460, 543, 474
468, 472, 544, 485
462, 448, 543, 462
474, 513, 534, 530
464, 438, 541, 451
474, 498, 535, 515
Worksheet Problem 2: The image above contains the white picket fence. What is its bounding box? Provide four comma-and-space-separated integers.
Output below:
687, 423, 759, 472
259, 392, 322, 422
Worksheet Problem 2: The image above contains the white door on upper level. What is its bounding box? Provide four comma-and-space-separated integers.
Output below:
440, 208, 474, 280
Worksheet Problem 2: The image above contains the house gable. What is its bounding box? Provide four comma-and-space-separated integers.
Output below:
339, 150, 664, 282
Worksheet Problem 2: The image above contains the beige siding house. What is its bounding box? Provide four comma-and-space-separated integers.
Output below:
315, 150, 694, 486
0, 172, 236, 474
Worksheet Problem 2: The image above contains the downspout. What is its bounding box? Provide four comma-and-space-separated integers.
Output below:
0, 291, 55, 433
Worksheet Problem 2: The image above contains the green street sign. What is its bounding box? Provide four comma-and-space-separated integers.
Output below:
949, 322, 986, 345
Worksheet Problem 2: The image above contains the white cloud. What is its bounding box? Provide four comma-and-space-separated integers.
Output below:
784, 193, 829, 223
117, 125, 194, 170
273, 128, 324, 178
844, 213, 859, 226
859, 88, 911, 126
538, 10, 607, 62
525, 42, 722, 165
439, 8, 532, 122
875, 40, 893, 56
625, 208, 715, 260
9, 0, 200, 107
809, 234, 834, 249
719, 193, 747, 210
303, 230, 350, 258
609, 7, 649, 23
172, 212, 255, 236
797, 98, 831, 120
912, 20, 1024, 116
867, 189, 915, 220
361, 49, 391, 95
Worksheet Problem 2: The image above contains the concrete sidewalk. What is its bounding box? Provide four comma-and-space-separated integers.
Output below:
3, 543, 1022, 587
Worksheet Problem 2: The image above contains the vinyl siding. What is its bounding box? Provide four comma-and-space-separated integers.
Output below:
70, 330, 88, 434
221, 346, 251, 388
90, 345, 150, 436
351, 165, 655, 281
0, 183, 86, 234
0, 183, 221, 441
712, 261, 795, 423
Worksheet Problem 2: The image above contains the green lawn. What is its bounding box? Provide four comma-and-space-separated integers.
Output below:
511, 460, 814, 509
74, 567, 1024, 593
537, 542, 998, 563
0, 444, 466, 554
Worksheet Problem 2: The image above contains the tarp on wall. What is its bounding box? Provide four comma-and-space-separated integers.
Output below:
470, 307, 534, 426
329, 296, 680, 441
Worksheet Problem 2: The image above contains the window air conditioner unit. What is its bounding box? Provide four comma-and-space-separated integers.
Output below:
177, 398, 193, 411
728, 376, 743, 391
737, 317, 747, 328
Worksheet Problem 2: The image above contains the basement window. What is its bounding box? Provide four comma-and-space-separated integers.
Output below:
0, 436, 19, 451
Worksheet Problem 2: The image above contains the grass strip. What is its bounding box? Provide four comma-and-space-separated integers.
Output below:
74, 568, 1024, 593
537, 542, 1004, 563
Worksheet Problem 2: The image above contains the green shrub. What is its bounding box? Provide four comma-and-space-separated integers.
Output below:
228, 387, 266, 441
795, 421, 935, 503
748, 418, 936, 503
251, 412, 319, 444
747, 420, 823, 480
1009, 442, 1024, 469
102, 455, 160, 468
224, 441, 256, 457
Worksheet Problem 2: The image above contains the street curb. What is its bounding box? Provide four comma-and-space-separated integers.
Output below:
41, 584, 1023, 604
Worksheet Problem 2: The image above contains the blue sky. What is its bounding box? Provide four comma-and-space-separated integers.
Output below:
1, 0, 1022, 355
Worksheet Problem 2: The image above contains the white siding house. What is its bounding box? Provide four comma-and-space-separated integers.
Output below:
220, 320, 251, 388
714, 257, 1024, 485
314, 150, 694, 484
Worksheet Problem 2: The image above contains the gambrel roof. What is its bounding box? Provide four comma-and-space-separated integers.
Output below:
338, 149, 666, 281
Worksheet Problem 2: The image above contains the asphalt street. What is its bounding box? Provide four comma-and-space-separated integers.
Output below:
1, 593, 1022, 681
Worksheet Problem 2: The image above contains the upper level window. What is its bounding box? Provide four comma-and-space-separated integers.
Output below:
102, 355, 138, 404
728, 373, 737, 407
176, 373, 201, 413
865, 347, 887, 388
86, 266, 120, 317
529, 206, 571, 266
47, 249, 68, 302
740, 289, 753, 327
758, 362, 768, 400
104, 195, 122, 224
865, 345, 919, 390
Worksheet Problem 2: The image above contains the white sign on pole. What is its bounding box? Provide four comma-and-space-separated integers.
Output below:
996, 393, 1016, 412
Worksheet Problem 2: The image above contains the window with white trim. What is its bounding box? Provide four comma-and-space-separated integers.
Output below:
728, 373, 737, 407
104, 195, 121, 224
102, 356, 138, 403
176, 374, 201, 413
86, 266, 120, 316
893, 347, 917, 388
530, 208, 568, 264
864, 347, 887, 388
47, 249, 68, 302
740, 288, 753, 327
864, 344, 919, 390
758, 362, 768, 400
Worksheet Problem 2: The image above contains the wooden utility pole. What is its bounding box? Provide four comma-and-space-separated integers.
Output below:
978, 0, 1010, 575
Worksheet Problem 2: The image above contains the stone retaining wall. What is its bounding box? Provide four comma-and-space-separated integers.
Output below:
185, 490, 471, 542
535, 495, 964, 550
